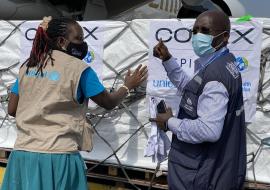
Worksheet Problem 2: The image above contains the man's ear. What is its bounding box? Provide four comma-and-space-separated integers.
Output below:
224, 31, 230, 44
57, 37, 68, 50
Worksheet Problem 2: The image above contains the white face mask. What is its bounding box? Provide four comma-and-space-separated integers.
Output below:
182, 0, 206, 6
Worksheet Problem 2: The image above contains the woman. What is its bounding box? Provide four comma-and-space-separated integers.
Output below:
2, 17, 147, 190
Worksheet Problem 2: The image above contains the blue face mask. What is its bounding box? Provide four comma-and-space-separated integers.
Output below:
192, 32, 226, 57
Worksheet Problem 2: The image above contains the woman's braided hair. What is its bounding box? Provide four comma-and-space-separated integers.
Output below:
24, 17, 77, 75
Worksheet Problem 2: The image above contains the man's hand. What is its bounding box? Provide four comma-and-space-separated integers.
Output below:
153, 39, 172, 62
149, 107, 173, 131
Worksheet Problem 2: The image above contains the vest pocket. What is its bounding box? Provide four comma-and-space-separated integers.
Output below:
169, 147, 201, 170
169, 148, 201, 190
79, 121, 94, 152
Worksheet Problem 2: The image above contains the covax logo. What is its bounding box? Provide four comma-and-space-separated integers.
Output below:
25, 27, 99, 41
155, 27, 255, 44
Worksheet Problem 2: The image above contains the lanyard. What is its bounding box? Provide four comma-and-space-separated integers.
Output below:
195, 49, 230, 75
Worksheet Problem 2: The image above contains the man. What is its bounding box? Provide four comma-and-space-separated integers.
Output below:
152, 10, 246, 190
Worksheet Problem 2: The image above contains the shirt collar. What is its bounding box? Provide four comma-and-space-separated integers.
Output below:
194, 47, 229, 73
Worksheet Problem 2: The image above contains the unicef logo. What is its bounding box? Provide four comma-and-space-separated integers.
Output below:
236, 57, 249, 72
84, 51, 95, 64
48, 71, 60, 81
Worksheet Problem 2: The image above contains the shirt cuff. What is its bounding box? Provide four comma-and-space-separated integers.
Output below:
162, 57, 179, 73
168, 117, 182, 135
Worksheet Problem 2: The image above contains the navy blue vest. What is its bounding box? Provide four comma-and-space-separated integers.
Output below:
168, 53, 246, 190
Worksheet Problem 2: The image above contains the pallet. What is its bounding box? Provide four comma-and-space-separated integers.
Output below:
0, 148, 10, 164
84, 160, 168, 189
245, 182, 270, 190
0, 148, 270, 190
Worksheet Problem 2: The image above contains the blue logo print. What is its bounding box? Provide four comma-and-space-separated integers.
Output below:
243, 81, 251, 92
84, 51, 95, 64
26, 69, 61, 81
236, 57, 249, 72
48, 71, 60, 81
153, 78, 175, 88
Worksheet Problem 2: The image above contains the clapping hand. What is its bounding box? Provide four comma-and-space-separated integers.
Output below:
124, 64, 148, 90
